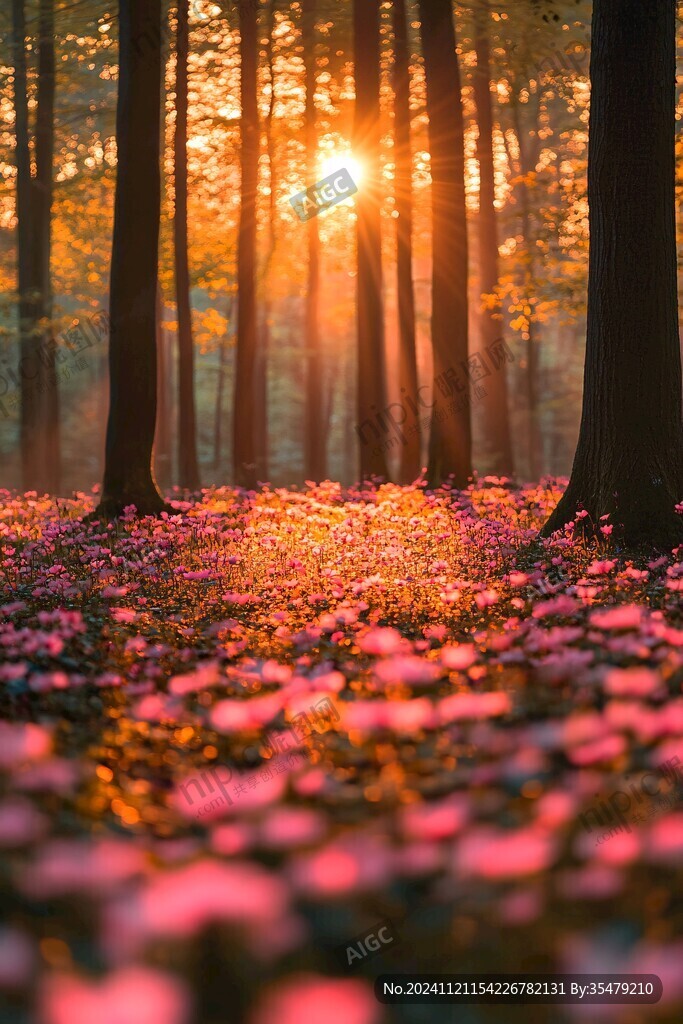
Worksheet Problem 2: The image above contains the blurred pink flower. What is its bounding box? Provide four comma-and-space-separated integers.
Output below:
603, 666, 661, 698
39, 967, 191, 1024
250, 975, 378, 1024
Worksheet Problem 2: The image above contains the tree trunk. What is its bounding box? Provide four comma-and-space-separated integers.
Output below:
254, 0, 276, 482
232, 0, 260, 489
511, 89, 543, 481
419, 0, 471, 488
12, 0, 40, 492
214, 295, 233, 471
473, 0, 513, 478
393, 0, 420, 483
154, 282, 172, 490
175, 0, 201, 492
353, 0, 389, 481
33, 0, 60, 494
303, 0, 325, 481
97, 0, 166, 517
542, 0, 683, 548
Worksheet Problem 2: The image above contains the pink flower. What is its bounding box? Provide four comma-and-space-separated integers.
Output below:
645, 814, 683, 862
169, 661, 221, 695
373, 655, 439, 686
39, 967, 191, 1024
438, 691, 511, 723
19, 839, 146, 898
258, 807, 326, 849
604, 666, 661, 698
441, 644, 477, 670
456, 826, 556, 879
0, 927, 35, 989
567, 734, 627, 766
400, 795, 468, 841
532, 595, 579, 618
0, 722, 52, 768
590, 605, 643, 630
250, 976, 378, 1024
358, 627, 404, 656
0, 797, 47, 847
587, 559, 617, 575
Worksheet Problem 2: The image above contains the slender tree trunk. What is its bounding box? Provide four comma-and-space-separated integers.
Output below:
303, 0, 325, 481
419, 0, 471, 487
393, 0, 420, 483
345, 348, 356, 484
253, 0, 274, 481
214, 295, 233, 471
12, 0, 40, 491
473, 1, 513, 477
511, 89, 543, 480
254, 0, 276, 482
542, 0, 683, 548
97, 0, 166, 516
154, 282, 172, 490
233, 0, 260, 488
33, 0, 60, 494
174, 0, 200, 491
353, 0, 389, 481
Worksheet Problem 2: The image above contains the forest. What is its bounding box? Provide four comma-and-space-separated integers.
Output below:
0, 0, 682, 1022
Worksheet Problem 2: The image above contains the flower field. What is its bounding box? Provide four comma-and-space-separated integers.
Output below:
1, 479, 682, 1023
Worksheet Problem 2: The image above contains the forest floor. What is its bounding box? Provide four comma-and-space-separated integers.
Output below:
1, 479, 683, 1024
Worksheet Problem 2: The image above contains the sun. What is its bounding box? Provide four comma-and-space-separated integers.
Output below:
319, 152, 364, 188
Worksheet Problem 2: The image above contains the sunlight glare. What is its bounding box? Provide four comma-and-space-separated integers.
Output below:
319, 152, 364, 188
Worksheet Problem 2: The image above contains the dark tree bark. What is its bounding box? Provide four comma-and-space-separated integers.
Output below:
353, 0, 389, 481
419, 0, 472, 488
303, 0, 325, 481
213, 295, 233, 471
392, 0, 420, 483
175, 0, 201, 491
255, 0, 277, 483
542, 0, 683, 548
233, 0, 260, 489
473, 1, 513, 478
12, 0, 41, 491
511, 88, 543, 481
34, 0, 60, 494
97, 0, 166, 516
154, 282, 172, 490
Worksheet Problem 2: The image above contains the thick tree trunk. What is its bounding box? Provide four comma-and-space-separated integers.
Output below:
542, 0, 683, 548
303, 0, 325, 481
393, 0, 420, 483
353, 0, 389, 481
233, 0, 260, 489
419, 0, 471, 488
473, 1, 513, 478
175, 0, 201, 492
98, 0, 166, 516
